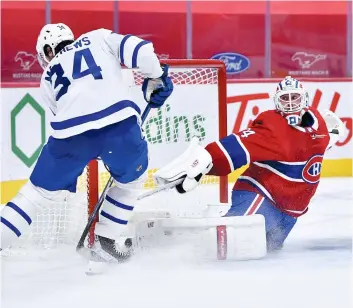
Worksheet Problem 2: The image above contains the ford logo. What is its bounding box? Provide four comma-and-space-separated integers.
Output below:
211, 52, 250, 74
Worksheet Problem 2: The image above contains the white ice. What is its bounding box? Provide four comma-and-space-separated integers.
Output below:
1, 178, 352, 308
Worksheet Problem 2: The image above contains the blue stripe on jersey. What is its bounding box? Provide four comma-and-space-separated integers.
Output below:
51, 100, 141, 130
105, 195, 134, 211
101, 211, 128, 225
132, 41, 152, 68
119, 34, 132, 65
219, 134, 248, 169
1, 217, 21, 237
7, 202, 32, 225
258, 161, 305, 180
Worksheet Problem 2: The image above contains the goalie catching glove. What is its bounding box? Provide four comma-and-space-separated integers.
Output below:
142, 64, 174, 108
323, 110, 345, 150
154, 137, 213, 193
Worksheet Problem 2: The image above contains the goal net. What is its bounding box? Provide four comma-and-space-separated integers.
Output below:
5, 59, 229, 252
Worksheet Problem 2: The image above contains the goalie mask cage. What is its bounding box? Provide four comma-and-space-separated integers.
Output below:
4, 59, 228, 251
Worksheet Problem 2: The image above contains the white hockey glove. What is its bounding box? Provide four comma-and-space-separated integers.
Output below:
323, 110, 345, 149
154, 137, 213, 193
142, 64, 174, 108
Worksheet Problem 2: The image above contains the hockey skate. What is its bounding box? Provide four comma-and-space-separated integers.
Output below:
86, 235, 134, 275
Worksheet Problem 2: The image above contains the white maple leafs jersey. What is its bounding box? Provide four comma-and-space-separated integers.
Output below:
40, 28, 163, 139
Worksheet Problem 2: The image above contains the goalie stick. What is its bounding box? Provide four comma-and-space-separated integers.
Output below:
137, 177, 184, 200
76, 105, 152, 253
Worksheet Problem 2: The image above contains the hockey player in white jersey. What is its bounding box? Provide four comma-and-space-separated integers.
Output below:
0, 23, 173, 261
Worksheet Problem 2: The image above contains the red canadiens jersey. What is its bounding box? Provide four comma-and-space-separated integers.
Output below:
206, 108, 330, 218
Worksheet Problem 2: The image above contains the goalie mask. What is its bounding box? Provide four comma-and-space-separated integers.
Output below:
36, 23, 74, 69
274, 76, 310, 126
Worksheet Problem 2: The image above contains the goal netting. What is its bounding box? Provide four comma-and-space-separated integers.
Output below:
4, 59, 229, 252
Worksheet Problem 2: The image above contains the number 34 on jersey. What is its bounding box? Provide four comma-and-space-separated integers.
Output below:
240, 128, 255, 138
45, 36, 103, 101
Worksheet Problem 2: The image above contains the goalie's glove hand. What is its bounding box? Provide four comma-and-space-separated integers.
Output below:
323, 110, 345, 150
142, 64, 174, 108
323, 110, 344, 135
154, 137, 213, 194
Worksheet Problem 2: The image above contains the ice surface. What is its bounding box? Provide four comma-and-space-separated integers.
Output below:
1, 178, 352, 308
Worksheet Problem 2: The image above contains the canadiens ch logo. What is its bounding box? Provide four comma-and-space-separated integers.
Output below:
302, 155, 323, 184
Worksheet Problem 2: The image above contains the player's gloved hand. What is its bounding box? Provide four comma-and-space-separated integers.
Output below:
323, 110, 345, 150
323, 110, 344, 135
142, 64, 174, 108
154, 137, 213, 194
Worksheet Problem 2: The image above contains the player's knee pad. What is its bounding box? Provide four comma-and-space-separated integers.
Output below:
200, 215, 267, 261
95, 174, 146, 239
0, 181, 70, 249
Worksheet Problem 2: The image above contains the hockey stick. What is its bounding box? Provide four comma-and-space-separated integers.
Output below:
76, 106, 152, 253
137, 178, 184, 200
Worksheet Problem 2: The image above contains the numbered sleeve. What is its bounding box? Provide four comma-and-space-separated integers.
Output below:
205, 121, 285, 176
103, 30, 163, 78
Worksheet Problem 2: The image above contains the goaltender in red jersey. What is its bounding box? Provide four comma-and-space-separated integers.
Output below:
156, 76, 344, 253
